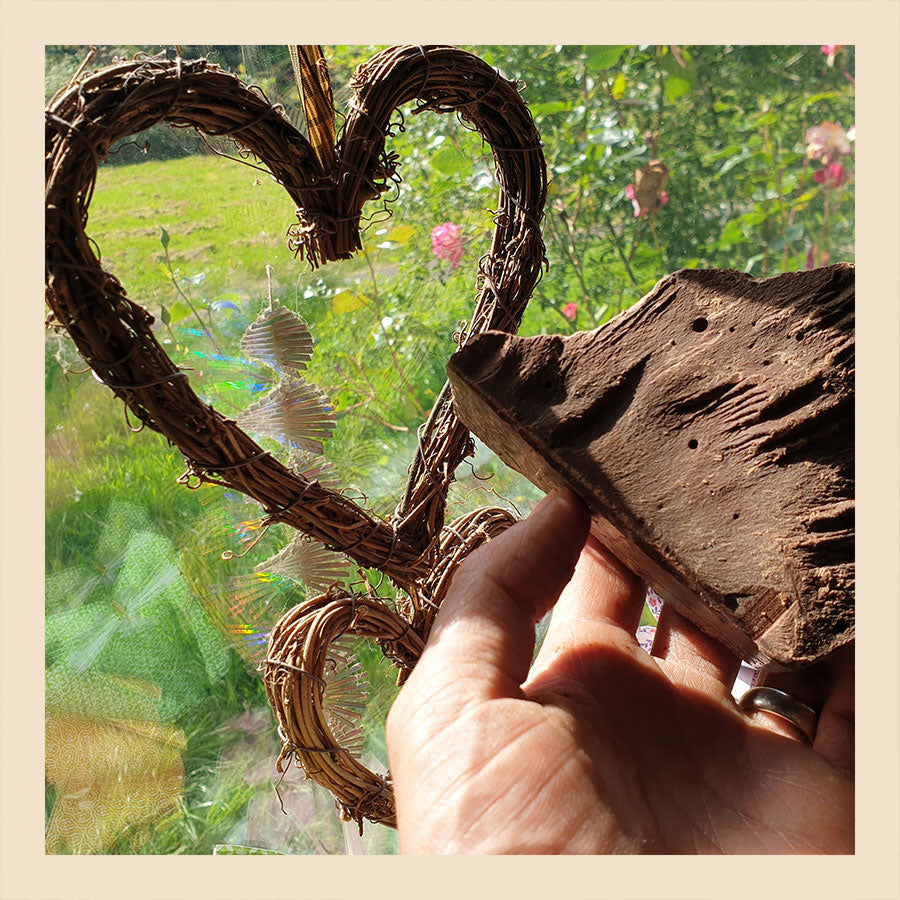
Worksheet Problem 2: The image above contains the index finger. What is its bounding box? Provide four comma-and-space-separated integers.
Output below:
408, 489, 590, 707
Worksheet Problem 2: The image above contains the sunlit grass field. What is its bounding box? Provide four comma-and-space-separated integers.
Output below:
89, 154, 307, 310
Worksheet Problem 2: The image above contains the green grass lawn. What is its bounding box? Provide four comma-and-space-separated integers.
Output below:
90, 152, 354, 313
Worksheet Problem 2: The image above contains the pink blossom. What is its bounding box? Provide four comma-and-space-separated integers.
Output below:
820, 44, 843, 67
431, 222, 463, 269
813, 162, 849, 188
562, 302, 578, 321
806, 122, 852, 166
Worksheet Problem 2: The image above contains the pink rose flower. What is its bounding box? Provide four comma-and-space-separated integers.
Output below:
431, 222, 463, 269
562, 302, 578, 321
806, 122, 852, 166
813, 162, 849, 188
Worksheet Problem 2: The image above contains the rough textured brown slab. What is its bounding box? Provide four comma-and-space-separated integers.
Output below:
447, 265, 854, 669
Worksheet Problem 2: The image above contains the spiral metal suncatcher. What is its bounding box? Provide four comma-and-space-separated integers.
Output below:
45, 45, 548, 830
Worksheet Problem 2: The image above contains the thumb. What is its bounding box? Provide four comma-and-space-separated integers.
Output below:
410, 488, 590, 706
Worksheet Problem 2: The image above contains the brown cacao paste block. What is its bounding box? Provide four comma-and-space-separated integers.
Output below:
447, 265, 854, 669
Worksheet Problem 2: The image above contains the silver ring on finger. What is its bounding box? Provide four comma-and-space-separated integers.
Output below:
738, 686, 819, 744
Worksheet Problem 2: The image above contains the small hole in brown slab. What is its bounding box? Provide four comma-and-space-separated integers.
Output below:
762, 359, 770, 366
688, 438, 698, 449
691, 317, 709, 333
543, 380, 552, 389
732, 512, 740, 520
795, 331, 805, 341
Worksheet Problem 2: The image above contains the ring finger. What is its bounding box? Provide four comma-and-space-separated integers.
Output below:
650, 603, 742, 701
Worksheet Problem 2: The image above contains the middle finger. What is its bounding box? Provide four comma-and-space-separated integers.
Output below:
530, 536, 647, 677
651, 602, 742, 700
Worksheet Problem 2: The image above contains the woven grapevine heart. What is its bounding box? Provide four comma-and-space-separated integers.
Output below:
45, 45, 547, 829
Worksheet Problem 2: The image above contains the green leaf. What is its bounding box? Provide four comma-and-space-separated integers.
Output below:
160, 304, 170, 326
617, 145, 649, 164
611, 72, 626, 100
333, 291, 369, 314
168, 301, 192, 324
664, 76, 692, 102
741, 210, 767, 226
660, 50, 697, 79
431, 146, 470, 176
719, 219, 747, 244
804, 91, 837, 108
531, 100, 571, 117
586, 45, 630, 70
706, 143, 742, 162
791, 190, 817, 213
159, 225, 170, 250
386, 224, 415, 246
717, 147, 753, 177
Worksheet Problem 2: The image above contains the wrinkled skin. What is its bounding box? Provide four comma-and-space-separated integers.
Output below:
387, 490, 854, 854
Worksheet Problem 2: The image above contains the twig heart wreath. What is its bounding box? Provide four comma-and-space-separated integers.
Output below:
45, 45, 547, 831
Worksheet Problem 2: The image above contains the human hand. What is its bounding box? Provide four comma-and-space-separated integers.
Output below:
386, 489, 854, 853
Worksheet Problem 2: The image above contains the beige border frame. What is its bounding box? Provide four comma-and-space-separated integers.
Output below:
2, 3, 898, 898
